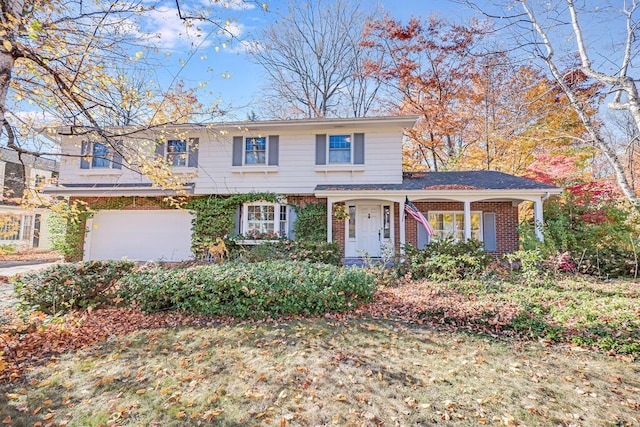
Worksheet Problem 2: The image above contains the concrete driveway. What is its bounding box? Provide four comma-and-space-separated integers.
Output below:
0, 262, 59, 312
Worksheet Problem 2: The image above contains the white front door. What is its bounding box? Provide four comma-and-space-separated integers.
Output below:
357, 205, 381, 257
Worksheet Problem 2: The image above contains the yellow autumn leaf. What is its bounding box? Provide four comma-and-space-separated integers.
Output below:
2, 40, 11, 52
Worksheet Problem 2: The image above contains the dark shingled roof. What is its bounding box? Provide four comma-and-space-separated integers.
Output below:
315, 171, 559, 192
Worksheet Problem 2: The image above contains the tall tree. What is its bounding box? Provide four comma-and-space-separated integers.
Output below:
250, 0, 381, 119
362, 15, 485, 171
467, 0, 640, 208
0, 0, 243, 190
362, 14, 595, 174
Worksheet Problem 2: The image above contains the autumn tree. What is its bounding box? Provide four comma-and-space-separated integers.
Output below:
0, 0, 247, 192
250, 0, 381, 118
362, 14, 595, 174
362, 15, 486, 171
466, 0, 640, 209
460, 57, 597, 175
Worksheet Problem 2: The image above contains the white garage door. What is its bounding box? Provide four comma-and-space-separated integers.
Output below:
84, 210, 194, 262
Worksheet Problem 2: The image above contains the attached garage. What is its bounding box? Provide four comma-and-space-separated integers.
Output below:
84, 210, 194, 261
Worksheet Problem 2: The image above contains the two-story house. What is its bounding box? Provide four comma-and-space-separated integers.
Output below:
0, 147, 58, 251
47, 116, 560, 261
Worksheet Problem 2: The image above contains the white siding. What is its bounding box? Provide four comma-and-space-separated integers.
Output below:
57, 123, 405, 194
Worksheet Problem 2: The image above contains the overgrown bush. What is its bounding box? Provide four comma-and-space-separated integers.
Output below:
520, 200, 640, 279
237, 240, 341, 265
118, 261, 374, 318
397, 239, 492, 281
14, 260, 136, 314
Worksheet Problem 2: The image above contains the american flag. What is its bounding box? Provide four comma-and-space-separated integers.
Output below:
405, 197, 434, 236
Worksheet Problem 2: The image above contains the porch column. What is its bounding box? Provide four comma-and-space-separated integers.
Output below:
327, 199, 333, 243
399, 198, 406, 254
534, 197, 544, 242
463, 200, 471, 241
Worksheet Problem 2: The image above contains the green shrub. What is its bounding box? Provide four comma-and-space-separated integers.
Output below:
118, 261, 374, 318
520, 190, 640, 279
398, 239, 492, 281
237, 240, 341, 265
14, 260, 136, 314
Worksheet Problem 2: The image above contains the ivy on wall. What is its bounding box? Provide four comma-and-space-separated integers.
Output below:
185, 193, 280, 255
57, 194, 332, 261
292, 202, 327, 243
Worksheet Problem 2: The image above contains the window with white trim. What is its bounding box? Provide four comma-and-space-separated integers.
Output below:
91, 142, 112, 168
428, 211, 482, 242
0, 215, 21, 241
80, 141, 122, 170
328, 135, 351, 163
167, 140, 188, 166
245, 137, 266, 165
243, 202, 288, 238
156, 138, 198, 168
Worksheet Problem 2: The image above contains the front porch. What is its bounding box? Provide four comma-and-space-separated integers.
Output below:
316, 171, 562, 258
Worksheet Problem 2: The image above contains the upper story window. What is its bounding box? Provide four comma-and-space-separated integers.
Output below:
315, 133, 364, 166
155, 138, 199, 168
232, 135, 279, 167
245, 137, 267, 165
428, 211, 482, 242
92, 142, 112, 168
329, 135, 351, 163
80, 141, 122, 170
167, 140, 187, 166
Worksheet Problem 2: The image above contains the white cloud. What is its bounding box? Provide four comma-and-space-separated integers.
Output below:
141, 7, 198, 48
227, 39, 263, 54
219, 21, 244, 38
213, 0, 257, 11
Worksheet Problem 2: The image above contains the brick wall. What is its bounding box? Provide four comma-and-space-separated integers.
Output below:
404, 201, 519, 254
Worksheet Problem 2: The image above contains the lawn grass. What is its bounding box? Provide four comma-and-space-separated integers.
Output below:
1, 318, 639, 426
1, 274, 639, 426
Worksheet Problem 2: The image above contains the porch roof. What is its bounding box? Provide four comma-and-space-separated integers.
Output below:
315, 171, 560, 192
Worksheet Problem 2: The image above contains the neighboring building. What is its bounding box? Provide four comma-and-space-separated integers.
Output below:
0, 147, 58, 251
45, 116, 561, 261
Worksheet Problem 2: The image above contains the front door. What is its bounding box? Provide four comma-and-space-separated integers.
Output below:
357, 205, 381, 257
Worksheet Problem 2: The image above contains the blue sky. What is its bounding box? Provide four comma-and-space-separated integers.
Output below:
144, 0, 473, 120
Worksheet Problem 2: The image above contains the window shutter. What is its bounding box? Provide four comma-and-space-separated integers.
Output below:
287, 206, 297, 240
154, 142, 165, 161
315, 134, 326, 165
188, 138, 199, 167
232, 136, 243, 166
80, 141, 90, 169
268, 135, 279, 166
353, 133, 365, 164
483, 213, 497, 251
417, 212, 429, 250
234, 205, 241, 234
112, 141, 123, 169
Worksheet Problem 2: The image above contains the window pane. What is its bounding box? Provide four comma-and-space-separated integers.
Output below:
92, 142, 111, 168
471, 213, 482, 240
329, 135, 351, 163
167, 140, 187, 166
245, 137, 266, 164
247, 205, 275, 235
0, 215, 21, 240
279, 205, 287, 236
348, 205, 356, 239
383, 205, 391, 239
